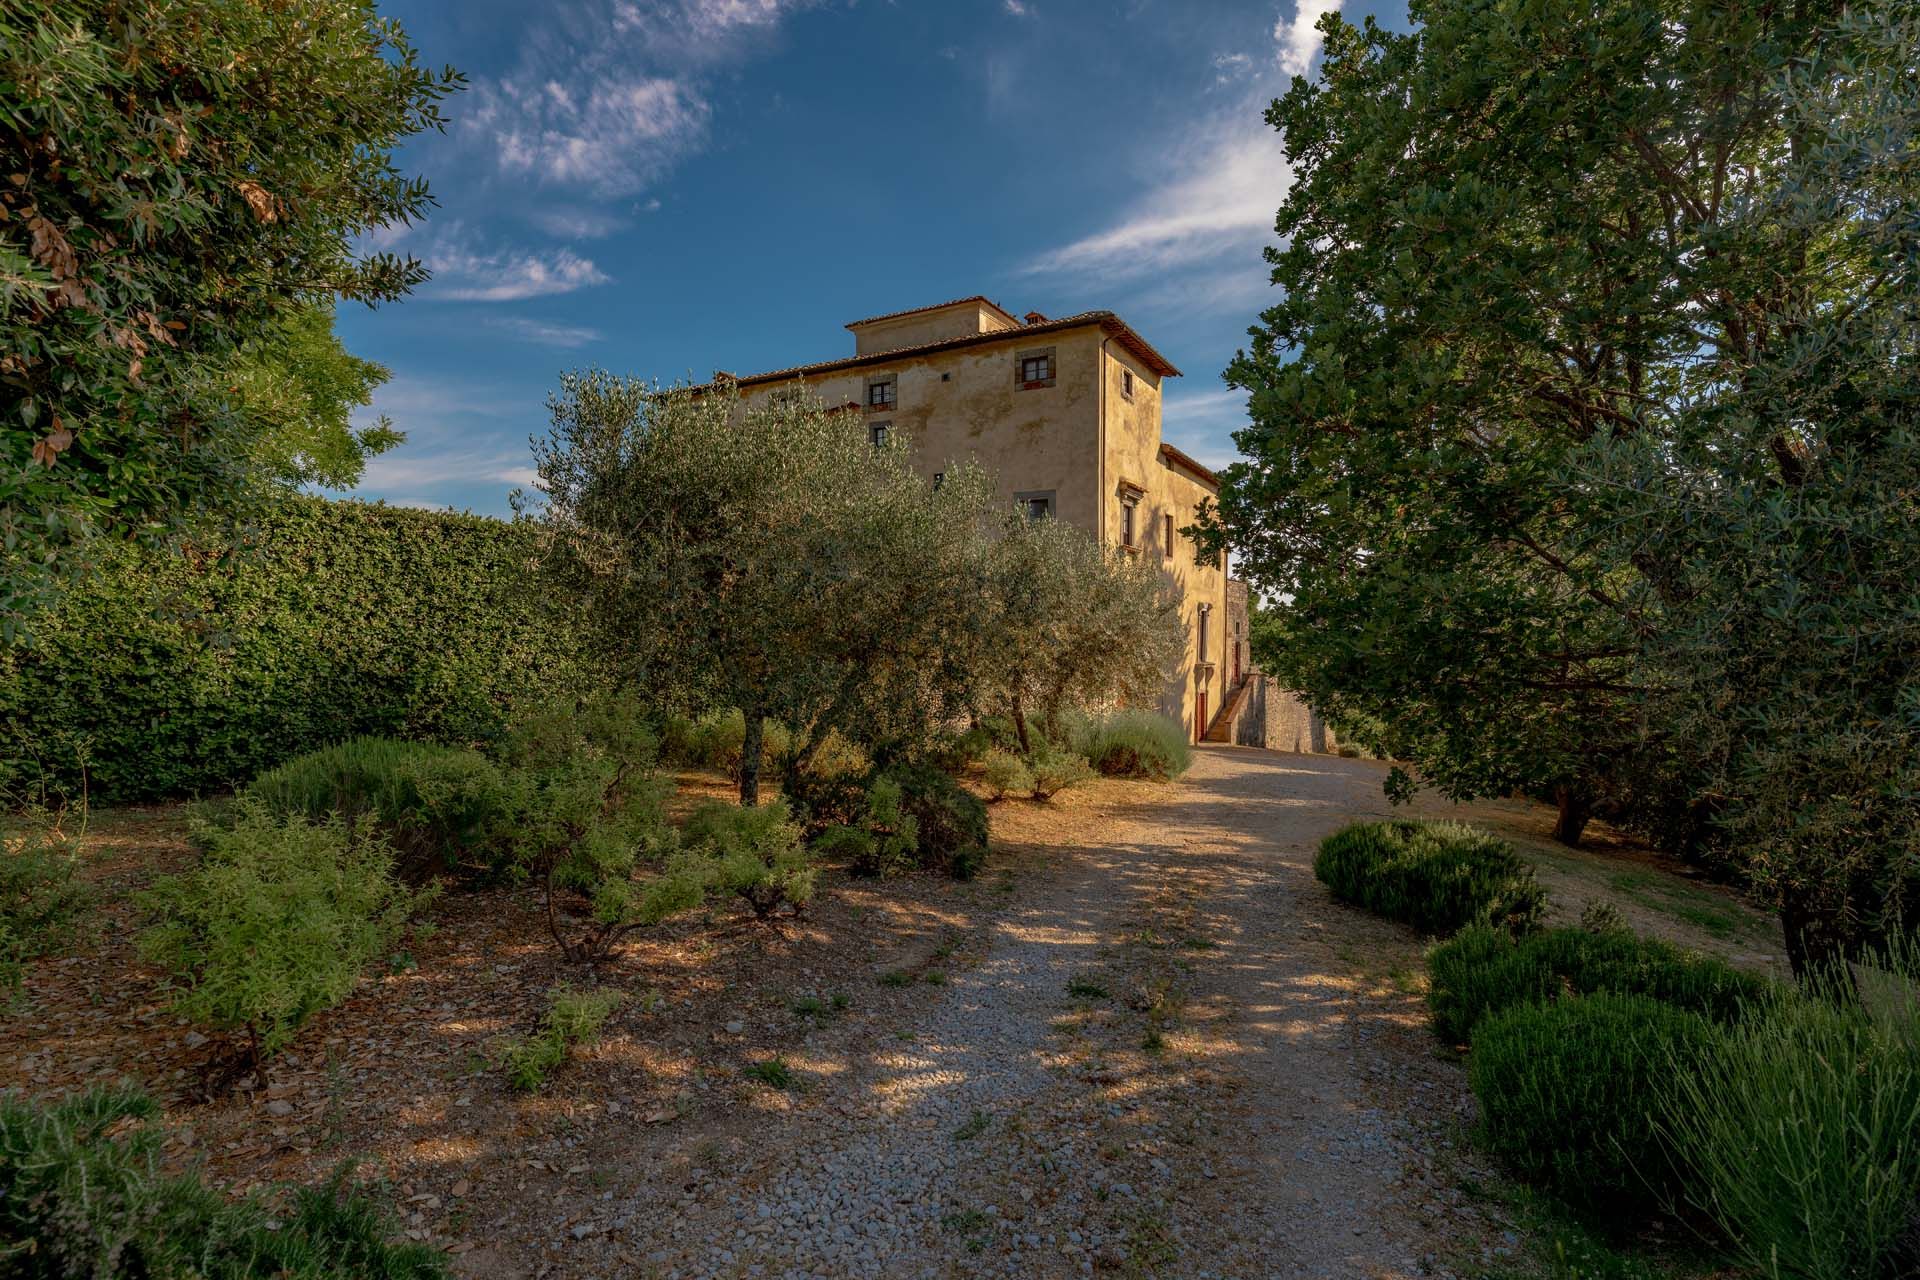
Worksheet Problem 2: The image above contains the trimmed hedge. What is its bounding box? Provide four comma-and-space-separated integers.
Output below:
0, 496, 602, 803
1428, 924, 1768, 1044
1314, 820, 1545, 936
1471, 993, 1714, 1212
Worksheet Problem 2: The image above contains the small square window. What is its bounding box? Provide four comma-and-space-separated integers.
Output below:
870, 422, 890, 447
1019, 353, 1053, 387
933, 471, 945, 490
867, 380, 896, 409
1016, 489, 1055, 520
1121, 368, 1135, 399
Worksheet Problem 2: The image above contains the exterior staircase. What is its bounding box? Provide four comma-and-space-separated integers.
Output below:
1202, 676, 1251, 743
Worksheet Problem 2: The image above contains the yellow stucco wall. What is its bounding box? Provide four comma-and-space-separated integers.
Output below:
734, 320, 1229, 739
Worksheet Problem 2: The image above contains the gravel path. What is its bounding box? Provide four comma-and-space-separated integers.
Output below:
625, 747, 1516, 1280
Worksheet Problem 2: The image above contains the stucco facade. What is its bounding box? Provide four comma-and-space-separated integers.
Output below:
709, 296, 1233, 740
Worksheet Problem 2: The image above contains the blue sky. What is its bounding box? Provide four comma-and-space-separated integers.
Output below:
334, 0, 1405, 513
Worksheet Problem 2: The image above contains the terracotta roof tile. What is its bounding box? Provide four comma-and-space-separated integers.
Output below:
1159, 442, 1220, 490
844, 295, 1018, 330
696, 310, 1181, 390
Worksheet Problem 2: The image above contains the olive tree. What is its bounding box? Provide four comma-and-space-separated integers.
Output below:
0, 0, 460, 639
531, 377, 1004, 805
977, 512, 1184, 755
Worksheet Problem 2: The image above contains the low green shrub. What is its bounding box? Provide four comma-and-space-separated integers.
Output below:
492, 698, 702, 963
933, 724, 995, 772
1471, 993, 1713, 1211
243, 737, 508, 878
0, 1084, 446, 1279
1659, 958, 1920, 1280
1076, 710, 1192, 781
684, 799, 815, 918
500, 985, 625, 1092
816, 776, 920, 878
780, 736, 872, 837
1, 812, 91, 1000
1028, 748, 1093, 801
983, 748, 1033, 800
138, 806, 432, 1066
889, 762, 989, 880
1314, 820, 1545, 936
1428, 924, 1768, 1044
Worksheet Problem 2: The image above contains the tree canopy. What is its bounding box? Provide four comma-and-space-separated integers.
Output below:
0, 0, 461, 639
1213, 0, 1918, 973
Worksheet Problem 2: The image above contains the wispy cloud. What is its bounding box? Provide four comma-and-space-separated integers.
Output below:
463, 0, 816, 198
1022, 121, 1288, 279
529, 207, 630, 240
487, 316, 606, 348
1212, 51, 1253, 84
1003, 0, 1031, 16
1274, 0, 1342, 78
335, 375, 544, 514
425, 233, 612, 302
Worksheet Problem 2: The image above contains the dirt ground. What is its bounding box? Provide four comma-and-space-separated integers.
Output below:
2, 748, 1777, 1278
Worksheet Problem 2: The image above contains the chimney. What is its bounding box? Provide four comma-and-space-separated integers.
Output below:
1023, 310, 1048, 325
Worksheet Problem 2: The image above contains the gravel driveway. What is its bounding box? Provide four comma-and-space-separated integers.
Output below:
632, 746, 1515, 1280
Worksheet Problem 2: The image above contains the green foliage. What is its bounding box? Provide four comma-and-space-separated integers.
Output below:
1428, 924, 1768, 1044
1210, 0, 1920, 971
500, 985, 624, 1092
683, 799, 815, 919
1471, 993, 1713, 1212
818, 776, 919, 878
1659, 955, 1920, 1280
1027, 749, 1092, 802
221, 305, 402, 490
977, 513, 1185, 755
492, 698, 697, 963
0, 0, 462, 638
743, 1057, 795, 1090
0, 807, 90, 999
138, 805, 429, 1061
243, 737, 507, 878
1064, 709, 1192, 781
888, 762, 989, 880
1314, 821, 1544, 936
534, 377, 1012, 805
0, 1083, 445, 1279
658, 708, 793, 781
0, 495, 602, 803
983, 749, 1034, 801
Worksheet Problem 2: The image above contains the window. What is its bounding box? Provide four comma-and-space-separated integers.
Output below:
870, 421, 890, 447
1016, 348, 1056, 389
1198, 604, 1211, 663
1164, 512, 1175, 559
1121, 498, 1137, 548
1117, 485, 1142, 549
1015, 489, 1055, 520
866, 377, 896, 410
1121, 368, 1135, 400
933, 471, 945, 490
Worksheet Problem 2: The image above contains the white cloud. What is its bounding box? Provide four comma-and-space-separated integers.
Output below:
1212, 51, 1253, 84
427, 238, 612, 302
336, 374, 546, 515
464, 0, 818, 197
1004, 0, 1031, 15
487, 316, 605, 348
478, 73, 710, 197
1022, 122, 1288, 279
1274, 0, 1342, 79
530, 207, 629, 239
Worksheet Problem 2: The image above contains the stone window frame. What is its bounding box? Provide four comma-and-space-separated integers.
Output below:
865, 373, 897, 411
1120, 367, 1136, 401
1016, 347, 1056, 390
869, 420, 891, 447
1116, 480, 1145, 551
1015, 489, 1056, 520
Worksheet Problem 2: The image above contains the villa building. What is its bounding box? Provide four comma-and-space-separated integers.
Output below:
702, 295, 1234, 741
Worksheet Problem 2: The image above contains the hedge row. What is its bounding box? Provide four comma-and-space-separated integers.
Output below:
0, 497, 602, 803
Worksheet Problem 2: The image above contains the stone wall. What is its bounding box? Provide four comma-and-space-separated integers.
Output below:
1230, 674, 1341, 754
